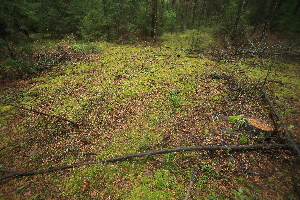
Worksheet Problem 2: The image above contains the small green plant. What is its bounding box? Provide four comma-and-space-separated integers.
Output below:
259, 132, 267, 138
239, 137, 248, 144
228, 115, 246, 129
169, 90, 182, 108
288, 125, 294, 131
233, 188, 247, 200
30, 156, 39, 162
70, 43, 102, 53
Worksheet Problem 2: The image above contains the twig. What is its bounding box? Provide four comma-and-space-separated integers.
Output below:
261, 86, 300, 158
0, 144, 297, 181
1, 102, 81, 127
261, 60, 272, 87
184, 166, 200, 200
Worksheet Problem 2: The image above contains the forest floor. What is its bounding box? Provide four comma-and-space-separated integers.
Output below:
0, 33, 300, 199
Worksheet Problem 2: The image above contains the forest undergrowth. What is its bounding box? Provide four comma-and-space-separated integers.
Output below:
0, 33, 300, 199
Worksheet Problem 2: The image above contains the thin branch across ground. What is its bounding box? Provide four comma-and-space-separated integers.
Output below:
1, 144, 297, 181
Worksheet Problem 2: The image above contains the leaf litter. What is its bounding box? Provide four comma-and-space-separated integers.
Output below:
0, 42, 300, 199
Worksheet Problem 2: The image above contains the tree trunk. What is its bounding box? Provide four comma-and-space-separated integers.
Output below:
231, 0, 249, 40
172, 0, 177, 7
293, 0, 300, 15
102, 0, 111, 40
253, 0, 268, 33
191, 0, 199, 28
151, 0, 158, 38
183, 0, 189, 29
261, 0, 278, 41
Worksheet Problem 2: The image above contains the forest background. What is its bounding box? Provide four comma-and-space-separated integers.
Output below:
1, 0, 300, 78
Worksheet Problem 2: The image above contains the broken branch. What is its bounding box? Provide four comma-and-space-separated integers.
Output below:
1, 102, 81, 127
261, 86, 300, 158
184, 166, 200, 200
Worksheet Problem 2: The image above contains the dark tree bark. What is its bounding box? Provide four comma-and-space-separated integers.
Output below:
231, 0, 250, 40
191, 0, 198, 27
253, 0, 268, 32
293, 0, 300, 15
183, 0, 190, 29
172, 0, 177, 7
102, 0, 111, 40
261, 0, 278, 41
151, 0, 158, 38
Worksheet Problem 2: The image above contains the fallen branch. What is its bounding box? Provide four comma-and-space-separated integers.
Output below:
261, 86, 300, 158
0, 144, 297, 181
184, 166, 200, 200
1, 102, 81, 127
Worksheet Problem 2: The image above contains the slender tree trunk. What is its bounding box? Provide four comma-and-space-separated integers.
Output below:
231, 0, 249, 40
172, 0, 177, 7
151, 0, 158, 38
191, 0, 198, 27
261, 0, 278, 41
183, 0, 189, 29
102, 0, 111, 40
253, 0, 268, 33
293, 0, 300, 15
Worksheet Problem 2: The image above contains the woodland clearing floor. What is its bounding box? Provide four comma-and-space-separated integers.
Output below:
0, 42, 300, 199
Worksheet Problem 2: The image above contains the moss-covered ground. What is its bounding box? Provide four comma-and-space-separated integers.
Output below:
1, 33, 300, 199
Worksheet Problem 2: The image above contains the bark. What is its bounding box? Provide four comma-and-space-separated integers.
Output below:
0, 144, 296, 180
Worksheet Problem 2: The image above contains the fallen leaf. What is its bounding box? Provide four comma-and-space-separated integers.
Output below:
24, 191, 31, 196
182, 129, 189, 133
90, 190, 98, 197
254, 176, 260, 182
145, 168, 151, 175
215, 165, 222, 172
82, 180, 90, 192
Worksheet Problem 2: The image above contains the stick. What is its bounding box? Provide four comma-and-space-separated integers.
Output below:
184, 166, 200, 200
261, 86, 300, 158
0, 144, 296, 181
1, 102, 81, 127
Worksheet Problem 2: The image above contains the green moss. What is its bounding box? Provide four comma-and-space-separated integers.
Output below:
228, 115, 246, 129
127, 169, 183, 200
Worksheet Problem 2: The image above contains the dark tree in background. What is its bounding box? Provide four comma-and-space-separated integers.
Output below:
152, 0, 158, 38
1, 0, 300, 78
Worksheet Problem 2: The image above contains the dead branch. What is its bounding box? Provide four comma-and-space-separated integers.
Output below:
184, 166, 200, 200
0, 144, 297, 181
1, 102, 81, 127
261, 86, 300, 158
